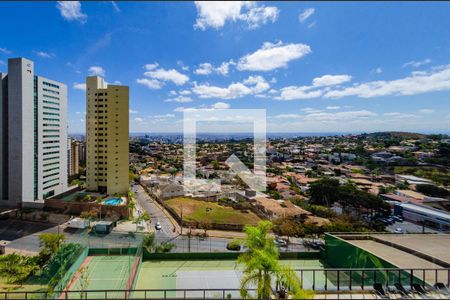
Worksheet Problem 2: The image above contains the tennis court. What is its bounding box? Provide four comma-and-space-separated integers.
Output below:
133, 259, 326, 299
67, 255, 139, 299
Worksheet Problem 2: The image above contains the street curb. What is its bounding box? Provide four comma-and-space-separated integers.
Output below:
138, 185, 180, 231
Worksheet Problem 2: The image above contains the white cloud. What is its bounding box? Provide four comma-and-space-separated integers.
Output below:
144, 63, 159, 71
312, 74, 352, 87
418, 108, 434, 114
237, 41, 311, 71
194, 1, 249, 30
0, 60, 5, 66
0, 47, 12, 54
216, 60, 234, 75
274, 74, 350, 100
164, 96, 193, 103
137, 64, 189, 89
75, 111, 86, 115
33, 50, 53, 59
129, 109, 139, 114
299, 8, 315, 23
134, 117, 144, 122
179, 90, 192, 95
324, 64, 450, 99
56, 1, 87, 23
144, 67, 189, 85
239, 6, 279, 29
177, 61, 189, 71
326, 106, 340, 110
402, 58, 431, 68
192, 82, 252, 99
304, 110, 376, 122
274, 114, 302, 119
191, 75, 269, 99
152, 114, 175, 119
211, 102, 230, 109
372, 67, 383, 74
194, 63, 213, 75
276, 86, 322, 100
88, 66, 105, 77
301, 107, 322, 113
194, 60, 235, 76
383, 112, 419, 119
111, 1, 120, 12
243, 75, 270, 93
174, 107, 187, 112
307, 21, 316, 29
194, 1, 278, 30
136, 78, 163, 89
73, 82, 86, 91
174, 102, 231, 113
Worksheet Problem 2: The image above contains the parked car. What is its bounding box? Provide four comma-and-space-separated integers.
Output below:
393, 215, 404, 222
155, 222, 162, 230
67, 217, 90, 230
274, 238, 288, 247
394, 228, 404, 234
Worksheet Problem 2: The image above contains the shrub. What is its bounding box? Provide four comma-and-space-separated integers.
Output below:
226, 240, 241, 251
0, 253, 39, 284
155, 242, 175, 253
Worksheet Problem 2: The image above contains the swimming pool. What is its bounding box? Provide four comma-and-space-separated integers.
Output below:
103, 197, 124, 206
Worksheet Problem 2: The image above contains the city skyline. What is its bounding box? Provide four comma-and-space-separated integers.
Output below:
1, 2, 450, 134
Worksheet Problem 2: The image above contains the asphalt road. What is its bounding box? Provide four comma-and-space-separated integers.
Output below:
131, 184, 177, 239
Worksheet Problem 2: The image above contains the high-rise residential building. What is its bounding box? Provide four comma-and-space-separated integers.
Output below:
0, 58, 67, 207
67, 138, 80, 176
86, 76, 129, 195
78, 141, 86, 165
67, 138, 72, 177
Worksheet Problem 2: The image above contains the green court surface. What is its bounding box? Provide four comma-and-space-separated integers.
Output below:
133, 259, 326, 299
68, 255, 137, 299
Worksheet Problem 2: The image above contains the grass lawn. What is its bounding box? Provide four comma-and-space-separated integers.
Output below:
0, 277, 47, 294
165, 197, 260, 225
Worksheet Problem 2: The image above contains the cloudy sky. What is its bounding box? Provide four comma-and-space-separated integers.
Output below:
1, 1, 450, 134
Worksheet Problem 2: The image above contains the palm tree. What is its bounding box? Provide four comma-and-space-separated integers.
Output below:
238, 221, 313, 299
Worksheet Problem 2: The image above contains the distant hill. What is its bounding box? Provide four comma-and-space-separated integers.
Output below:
365, 131, 428, 139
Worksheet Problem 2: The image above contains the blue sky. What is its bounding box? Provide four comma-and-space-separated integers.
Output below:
1, 1, 450, 134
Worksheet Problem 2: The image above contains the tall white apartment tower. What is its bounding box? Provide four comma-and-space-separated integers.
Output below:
0, 58, 68, 207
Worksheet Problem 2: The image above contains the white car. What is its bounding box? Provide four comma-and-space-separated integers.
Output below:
394, 228, 404, 234
155, 222, 162, 230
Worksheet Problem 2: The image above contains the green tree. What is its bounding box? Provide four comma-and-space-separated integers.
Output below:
308, 177, 340, 206
212, 160, 220, 170
133, 212, 150, 232
142, 233, 156, 254
78, 266, 90, 299
38, 233, 65, 264
416, 184, 449, 198
238, 221, 312, 299
0, 253, 39, 284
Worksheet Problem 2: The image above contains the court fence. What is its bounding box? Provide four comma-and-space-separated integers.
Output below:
2, 267, 448, 299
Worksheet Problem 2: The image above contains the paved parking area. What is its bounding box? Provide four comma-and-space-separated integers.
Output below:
1, 219, 143, 255
386, 220, 440, 233
0, 219, 54, 241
